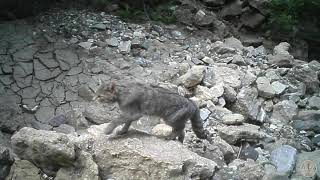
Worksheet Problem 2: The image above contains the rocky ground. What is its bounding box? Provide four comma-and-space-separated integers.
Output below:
0, 7, 320, 180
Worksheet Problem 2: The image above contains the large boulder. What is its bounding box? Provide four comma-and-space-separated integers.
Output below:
93, 130, 218, 179
11, 127, 75, 175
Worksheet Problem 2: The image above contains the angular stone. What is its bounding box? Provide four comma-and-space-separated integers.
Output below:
106, 37, 119, 47
5, 160, 41, 180
49, 114, 67, 127
35, 106, 55, 123
256, 77, 275, 98
221, 0, 242, 17
217, 123, 267, 144
178, 65, 206, 88
204, 66, 241, 88
151, 124, 172, 138
200, 108, 211, 121
55, 151, 99, 180
231, 87, 261, 120
53, 124, 75, 134
274, 42, 290, 55
271, 145, 297, 176
272, 100, 298, 123
228, 159, 265, 180
11, 127, 75, 175
271, 81, 287, 95
118, 40, 131, 54
224, 37, 244, 51
308, 96, 320, 109
222, 113, 245, 125
78, 42, 92, 50
91, 23, 107, 30
223, 84, 237, 103
268, 54, 294, 68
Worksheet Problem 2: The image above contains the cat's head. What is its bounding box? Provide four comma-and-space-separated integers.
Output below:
92, 82, 117, 103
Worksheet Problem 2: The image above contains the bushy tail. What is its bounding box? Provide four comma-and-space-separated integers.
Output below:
190, 104, 207, 139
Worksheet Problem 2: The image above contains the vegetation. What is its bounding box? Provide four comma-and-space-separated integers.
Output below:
267, 0, 320, 33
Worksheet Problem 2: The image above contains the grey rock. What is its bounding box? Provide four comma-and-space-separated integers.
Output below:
35, 106, 56, 124
228, 159, 265, 180
311, 135, 320, 147
270, 145, 297, 176
232, 54, 246, 66
287, 64, 319, 94
200, 108, 211, 121
272, 81, 287, 95
248, 0, 269, 15
217, 123, 267, 144
151, 124, 172, 138
223, 84, 237, 103
241, 11, 265, 28
272, 100, 298, 123
308, 60, 320, 71
118, 40, 131, 54
51, 82, 65, 104
171, 30, 185, 40
55, 151, 99, 180
49, 114, 67, 127
239, 145, 259, 161
91, 23, 107, 30
204, 66, 241, 88
308, 96, 320, 109
241, 70, 257, 86
231, 87, 261, 120
268, 54, 294, 68
293, 119, 320, 133
11, 127, 75, 175
78, 86, 94, 101
135, 57, 151, 67
292, 150, 320, 179
256, 76, 275, 98
221, 0, 243, 17
222, 113, 245, 125
65, 110, 89, 130
93, 128, 218, 179
178, 65, 206, 88
106, 37, 119, 47
224, 37, 244, 51
53, 124, 75, 134
31, 121, 53, 131
83, 104, 116, 124
208, 105, 232, 120
78, 42, 92, 50
5, 160, 41, 180
193, 10, 216, 27
274, 42, 290, 55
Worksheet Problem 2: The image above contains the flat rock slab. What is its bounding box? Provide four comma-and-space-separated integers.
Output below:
93, 130, 218, 179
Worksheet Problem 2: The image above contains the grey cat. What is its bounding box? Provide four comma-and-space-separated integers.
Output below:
93, 81, 208, 143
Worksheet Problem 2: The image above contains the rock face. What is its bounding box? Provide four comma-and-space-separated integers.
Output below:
11, 127, 75, 175
93, 131, 218, 179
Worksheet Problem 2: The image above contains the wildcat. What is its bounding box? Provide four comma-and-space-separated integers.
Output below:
93, 81, 208, 143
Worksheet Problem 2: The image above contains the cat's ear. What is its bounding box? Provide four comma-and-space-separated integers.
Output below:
110, 81, 116, 92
